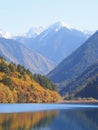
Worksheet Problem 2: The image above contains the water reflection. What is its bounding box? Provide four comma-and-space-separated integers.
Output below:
47, 108, 98, 130
0, 111, 58, 130
0, 108, 98, 130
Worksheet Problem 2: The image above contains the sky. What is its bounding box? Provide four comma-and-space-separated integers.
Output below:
0, 0, 98, 34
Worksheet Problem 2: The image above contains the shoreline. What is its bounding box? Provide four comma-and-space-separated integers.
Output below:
58, 99, 98, 104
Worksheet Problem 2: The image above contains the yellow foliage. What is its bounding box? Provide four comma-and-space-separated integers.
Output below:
0, 73, 60, 103
0, 111, 58, 130
0, 59, 61, 103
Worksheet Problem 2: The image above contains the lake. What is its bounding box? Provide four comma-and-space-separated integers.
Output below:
0, 104, 98, 130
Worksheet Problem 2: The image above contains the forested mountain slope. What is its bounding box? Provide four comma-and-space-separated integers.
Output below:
60, 62, 98, 99
0, 56, 60, 103
48, 30, 98, 87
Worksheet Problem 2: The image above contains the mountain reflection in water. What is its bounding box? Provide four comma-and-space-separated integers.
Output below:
0, 106, 98, 130
47, 109, 98, 130
0, 111, 58, 130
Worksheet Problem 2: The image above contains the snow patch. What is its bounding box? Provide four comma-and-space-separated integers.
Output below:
26, 26, 46, 38
0, 29, 12, 39
46, 21, 74, 33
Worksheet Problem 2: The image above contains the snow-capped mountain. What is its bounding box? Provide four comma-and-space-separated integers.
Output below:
13, 21, 94, 66
24, 21, 73, 38
0, 21, 94, 75
24, 21, 89, 64
39, 21, 74, 39
48, 21, 73, 31
0, 29, 11, 38
0, 21, 94, 72
25, 26, 46, 38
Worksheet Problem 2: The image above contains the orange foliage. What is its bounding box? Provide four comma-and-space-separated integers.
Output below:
0, 57, 61, 103
0, 111, 58, 130
0, 69, 60, 103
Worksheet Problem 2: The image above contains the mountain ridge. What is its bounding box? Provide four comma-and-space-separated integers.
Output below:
60, 61, 98, 99
48, 30, 98, 86
22, 21, 88, 64
0, 37, 54, 74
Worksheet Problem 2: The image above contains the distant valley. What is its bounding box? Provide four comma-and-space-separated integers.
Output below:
15, 21, 89, 65
48, 30, 98, 84
0, 21, 90, 74
60, 61, 98, 99
48, 30, 98, 100
0, 21, 98, 101
0, 37, 54, 74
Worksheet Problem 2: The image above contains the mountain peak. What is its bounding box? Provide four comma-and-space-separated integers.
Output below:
55, 21, 73, 29
49, 21, 74, 32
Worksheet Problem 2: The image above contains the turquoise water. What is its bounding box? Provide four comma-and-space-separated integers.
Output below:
0, 104, 98, 130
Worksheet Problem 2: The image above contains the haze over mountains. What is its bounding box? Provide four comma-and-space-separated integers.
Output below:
48, 30, 98, 90
0, 21, 91, 75
16, 21, 89, 64
0, 37, 54, 74
25, 26, 45, 38
0, 29, 11, 39
0, 21, 98, 100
